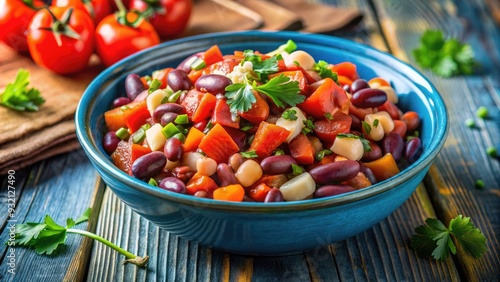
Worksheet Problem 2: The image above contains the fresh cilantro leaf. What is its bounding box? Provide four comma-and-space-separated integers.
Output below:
411, 215, 487, 261
241, 150, 258, 158
254, 75, 303, 108
242, 50, 279, 81
362, 121, 372, 135
337, 133, 372, 152
313, 60, 338, 83
282, 108, 298, 121
412, 29, 476, 77
0, 69, 45, 111
225, 83, 256, 113
373, 119, 380, 128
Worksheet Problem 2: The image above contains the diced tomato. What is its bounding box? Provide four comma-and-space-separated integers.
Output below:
104, 100, 150, 131
186, 173, 219, 196
349, 103, 374, 120
124, 101, 151, 132
331, 62, 359, 81
249, 122, 290, 159
269, 70, 308, 93
202, 45, 224, 66
298, 78, 349, 119
199, 123, 240, 163
203, 57, 241, 76
152, 67, 173, 89
313, 112, 352, 145
248, 183, 272, 202
111, 141, 151, 175
187, 69, 204, 84
239, 91, 270, 125
212, 99, 239, 128
181, 89, 217, 123
284, 64, 319, 84
289, 133, 315, 165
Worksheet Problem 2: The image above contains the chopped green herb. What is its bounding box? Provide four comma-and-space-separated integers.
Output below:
11, 208, 148, 267
225, 83, 255, 113
148, 178, 158, 187
475, 179, 485, 189
282, 108, 298, 121
116, 127, 130, 140
476, 106, 488, 119
373, 119, 380, 127
313, 60, 338, 82
486, 146, 497, 157
241, 150, 258, 159
148, 79, 162, 94
362, 121, 372, 135
0, 69, 45, 111
291, 164, 304, 175
412, 29, 476, 77
241, 50, 279, 81
240, 124, 253, 131
324, 112, 333, 121
465, 118, 475, 128
337, 133, 372, 152
302, 117, 316, 134
315, 149, 333, 161
411, 215, 487, 261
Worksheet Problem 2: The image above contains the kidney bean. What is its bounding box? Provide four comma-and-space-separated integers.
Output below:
351, 88, 387, 108
112, 97, 131, 108
313, 184, 355, 198
309, 160, 360, 184
342, 84, 351, 93
382, 132, 404, 161
260, 155, 298, 175
229, 153, 244, 171
103, 131, 120, 153
177, 52, 202, 73
153, 103, 186, 123
160, 113, 179, 126
168, 69, 193, 92
216, 163, 238, 187
194, 190, 208, 198
125, 73, 146, 100
172, 166, 195, 183
405, 137, 423, 164
164, 138, 184, 162
362, 140, 382, 162
264, 188, 284, 203
195, 74, 232, 94
350, 79, 369, 94
159, 177, 186, 194
359, 163, 377, 184
349, 114, 361, 130
131, 152, 167, 180
401, 111, 420, 132
243, 195, 255, 202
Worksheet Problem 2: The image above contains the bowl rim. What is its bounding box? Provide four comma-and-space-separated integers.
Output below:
76, 30, 448, 212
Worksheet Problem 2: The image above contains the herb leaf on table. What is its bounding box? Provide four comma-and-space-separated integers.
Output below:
0, 69, 45, 111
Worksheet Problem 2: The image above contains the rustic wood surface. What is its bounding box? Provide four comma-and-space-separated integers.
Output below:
0, 0, 499, 281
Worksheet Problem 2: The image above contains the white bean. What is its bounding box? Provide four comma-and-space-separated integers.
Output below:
330, 137, 364, 161
235, 160, 263, 187
182, 151, 204, 172
279, 172, 316, 201
196, 157, 217, 176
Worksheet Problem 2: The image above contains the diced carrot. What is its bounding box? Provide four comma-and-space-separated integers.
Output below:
213, 184, 245, 202
363, 153, 400, 181
186, 173, 219, 196
198, 123, 240, 163
124, 101, 151, 132
104, 100, 150, 131
330, 62, 359, 81
368, 77, 391, 88
289, 133, 315, 165
269, 70, 308, 93
249, 122, 290, 159
337, 75, 353, 87
152, 67, 173, 89
212, 99, 239, 128
313, 112, 352, 145
248, 183, 272, 202
239, 91, 269, 125
298, 78, 349, 119
181, 89, 217, 123
184, 127, 205, 152
202, 45, 224, 66
187, 69, 204, 84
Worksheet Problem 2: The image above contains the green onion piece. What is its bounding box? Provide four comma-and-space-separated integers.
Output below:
161, 123, 181, 138
274, 149, 285, 156
174, 114, 189, 125
282, 108, 298, 121
486, 146, 497, 157
171, 132, 186, 142
475, 179, 485, 189
291, 164, 304, 175
241, 150, 258, 159
191, 58, 206, 71
148, 79, 162, 94
476, 106, 488, 119
324, 112, 333, 121
132, 128, 146, 144
168, 90, 184, 103
465, 118, 475, 128
240, 124, 253, 131
148, 178, 158, 187
141, 123, 151, 131
115, 127, 130, 140
316, 149, 333, 161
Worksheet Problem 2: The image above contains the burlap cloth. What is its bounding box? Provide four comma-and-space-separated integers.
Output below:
0, 0, 362, 174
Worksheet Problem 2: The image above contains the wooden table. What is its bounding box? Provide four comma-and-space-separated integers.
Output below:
1, 0, 499, 281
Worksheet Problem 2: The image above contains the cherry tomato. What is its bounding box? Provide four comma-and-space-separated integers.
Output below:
95, 11, 160, 66
52, 0, 112, 24
0, 0, 45, 53
129, 0, 192, 38
27, 7, 95, 74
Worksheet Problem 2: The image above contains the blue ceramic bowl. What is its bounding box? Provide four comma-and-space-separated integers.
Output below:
75, 31, 448, 255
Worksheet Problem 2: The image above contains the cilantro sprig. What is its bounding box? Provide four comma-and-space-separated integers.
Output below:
411, 215, 487, 261
11, 208, 149, 267
412, 29, 476, 77
0, 69, 45, 111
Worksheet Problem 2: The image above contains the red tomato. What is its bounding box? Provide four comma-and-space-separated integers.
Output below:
27, 7, 95, 74
0, 0, 46, 53
52, 0, 112, 24
95, 12, 160, 66
129, 0, 192, 38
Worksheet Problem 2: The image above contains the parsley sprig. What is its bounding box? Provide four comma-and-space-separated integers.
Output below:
412, 29, 476, 77
411, 215, 487, 261
313, 60, 338, 83
0, 69, 45, 111
11, 208, 149, 267
242, 50, 279, 81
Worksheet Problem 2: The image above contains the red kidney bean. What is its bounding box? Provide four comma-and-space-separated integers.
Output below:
342, 84, 351, 93
243, 195, 255, 202
194, 190, 208, 198
362, 140, 382, 162
349, 114, 361, 130
350, 79, 369, 94
260, 155, 298, 175
159, 177, 186, 194
153, 103, 186, 122
264, 188, 284, 203
382, 132, 404, 161
177, 52, 202, 73
164, 138, 184, 162
405, 137, 422, 164
216, 163, 238, 187
160, 112, 179, 126
313, 184, 355, 198
359, 163, 377, 184
133, 89, 149, 102
168, 69, 193, 92
112, 97, 131, 108
195, 74, 232, 94
172, 166, 194, 183
125, 73, 146, 100
351, 88, 387, 108
309, 160, 360, 184
131, 152, 167, 180
103, 131, 120, 153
